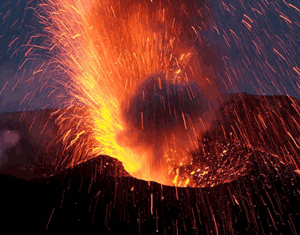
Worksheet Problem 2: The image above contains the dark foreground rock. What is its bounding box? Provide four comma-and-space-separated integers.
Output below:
1, 93, 300, 234
0, 153, 299, 234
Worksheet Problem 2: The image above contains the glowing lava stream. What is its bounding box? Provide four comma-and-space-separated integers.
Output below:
39, 0, 221, 186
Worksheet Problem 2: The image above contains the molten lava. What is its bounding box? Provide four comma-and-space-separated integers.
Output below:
38, 0, 222, 187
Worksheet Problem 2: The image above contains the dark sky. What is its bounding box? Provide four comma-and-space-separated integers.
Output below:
0, 0, 299, 113
207, 0, 300, 98
0, 0, 55, 112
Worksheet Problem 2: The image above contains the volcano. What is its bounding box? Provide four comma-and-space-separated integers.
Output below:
0, 93, 300, 234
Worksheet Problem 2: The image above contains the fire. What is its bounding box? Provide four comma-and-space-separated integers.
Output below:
38, 0, 221, 186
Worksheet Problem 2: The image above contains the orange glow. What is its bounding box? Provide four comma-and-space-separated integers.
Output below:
39, 0, 222, 186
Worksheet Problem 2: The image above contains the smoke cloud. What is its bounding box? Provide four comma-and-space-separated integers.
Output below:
0, 130, 20, 167
118, 73, 214, 177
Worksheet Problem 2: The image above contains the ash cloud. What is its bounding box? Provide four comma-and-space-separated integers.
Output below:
119, 74, 213, 171
125, 74, 209, 135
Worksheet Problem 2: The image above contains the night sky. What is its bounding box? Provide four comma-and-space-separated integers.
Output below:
0, 0, 299, 113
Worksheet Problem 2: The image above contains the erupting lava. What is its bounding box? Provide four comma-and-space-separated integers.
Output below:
118, 73, 214, 184
37, 0, 221, 186
2, 1, 300, 233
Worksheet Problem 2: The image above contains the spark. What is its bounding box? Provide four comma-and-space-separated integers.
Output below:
46, 208, 55, 231
279, 14, 292, 24
0, 82, 8, 96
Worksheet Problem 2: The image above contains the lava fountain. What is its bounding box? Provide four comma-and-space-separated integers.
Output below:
37, 0, 222, 186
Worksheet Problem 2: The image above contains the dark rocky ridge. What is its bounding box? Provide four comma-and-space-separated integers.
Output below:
0, 93, 300, 233
1, 152, 299, 234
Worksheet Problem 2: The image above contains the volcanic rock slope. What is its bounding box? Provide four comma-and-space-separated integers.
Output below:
0, 93, 300, 234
